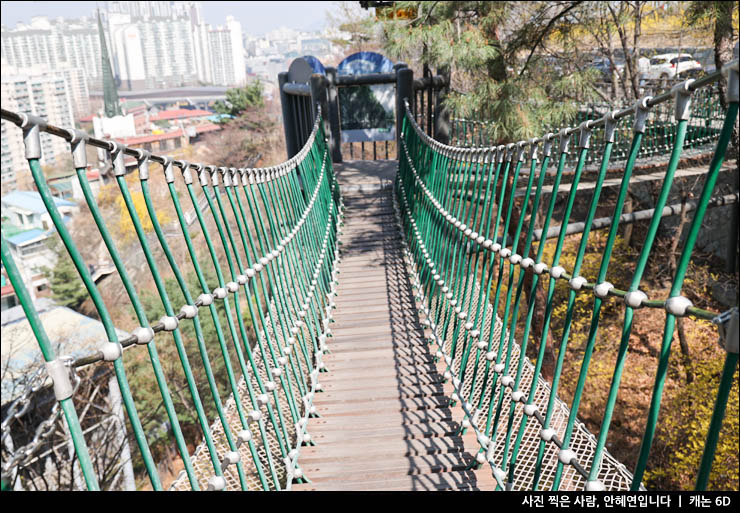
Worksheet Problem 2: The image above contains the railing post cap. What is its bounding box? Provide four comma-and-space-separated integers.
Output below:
65, 128, 88, 144
722, 57, 739, 103
19, 113, 47, 160
161, 156, 175, 183
134, 148, 151, 161
558, 128, 571, 154
671, 79, 694, 120
603, 110, 619, 143
18, 112, 47, 131
109, 141, 128, 176
633, 96, 653, 133
65, 128, 89, 168
578, 120, 592, 149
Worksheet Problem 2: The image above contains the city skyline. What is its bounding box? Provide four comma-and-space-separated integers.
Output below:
1, 1, 339, 36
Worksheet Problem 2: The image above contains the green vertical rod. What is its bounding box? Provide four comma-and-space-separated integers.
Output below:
587, 115, 690, 485
23, 150, 161, 489
0, 238, 99, 491
632, 101, 739, 489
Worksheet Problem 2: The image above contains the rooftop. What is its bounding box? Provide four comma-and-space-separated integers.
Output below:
149, 108, 213, 121
3, 228, 47, 246
1, 190, 76, 214
1, 297, 130, 404
114, 122, 220, 145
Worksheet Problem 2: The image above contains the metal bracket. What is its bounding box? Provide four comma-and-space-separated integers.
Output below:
542, 133, 554, 158
558, 128, 571, 154
206, 165, 218, 186
45, 358, 73, 401
528, 138, 539, 162
135, 149, 151, 180
239, 168, 250, 186
192, 163, 208, 187
218, 166, 232, 187
506, 143, 517, 162
671, 79, 694, 121
109, 142, 127, 176
722, 56, 739, 104
713, 307, 738, 353
604, 110, 619, 144
66, 128, 89, 169
496, 145, 506, 164
229, 167, 240, 186
175, 160, 193, 185
161, 156, 175, 184
633, 96, 653, 134
19, 113, 47, 160
515, 141, 526, 162
578, 121, 592, 149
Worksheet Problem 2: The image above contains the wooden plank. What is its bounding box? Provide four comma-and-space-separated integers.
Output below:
295, 166, 490, 491
299, 452, 476, 481
319, 373, 444, 389
327, 339, 429, 353
316, 385, 445, 403
308, 420, 462, 442
309, 409, 454, 428
292, 469, 496, 491
298, 437, 469, 463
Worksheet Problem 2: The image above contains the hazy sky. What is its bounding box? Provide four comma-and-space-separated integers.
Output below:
0, 1, 342, 35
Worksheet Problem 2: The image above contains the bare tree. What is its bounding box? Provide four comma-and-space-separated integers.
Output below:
2, 365, 134, 491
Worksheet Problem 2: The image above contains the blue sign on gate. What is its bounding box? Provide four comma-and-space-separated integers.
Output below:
336, 52, 396, 143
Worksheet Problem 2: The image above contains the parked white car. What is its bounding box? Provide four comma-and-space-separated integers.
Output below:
640, 53, 702, 81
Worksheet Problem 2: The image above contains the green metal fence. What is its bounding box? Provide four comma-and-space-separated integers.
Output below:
451, 83, 726, 168
0, 107, 343, 491
396, 60, 738, 491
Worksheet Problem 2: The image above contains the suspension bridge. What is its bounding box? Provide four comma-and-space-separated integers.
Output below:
0, 54, 738, 491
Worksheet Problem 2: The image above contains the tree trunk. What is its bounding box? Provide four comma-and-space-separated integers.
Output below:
481, 4, 508, 83
623, 192, 634, 247
676, 319, 693, 384
523, 272, 556, 380
631, 1, 643, 99
670, 195, 693, 383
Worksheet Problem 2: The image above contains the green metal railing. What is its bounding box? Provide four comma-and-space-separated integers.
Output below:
450, 119, 494, 148
0, 106, 343, 491
451, 84, 725, 168
396, 60, 738, 491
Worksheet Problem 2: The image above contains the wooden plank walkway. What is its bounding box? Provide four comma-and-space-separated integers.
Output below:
293, 161, 495, 491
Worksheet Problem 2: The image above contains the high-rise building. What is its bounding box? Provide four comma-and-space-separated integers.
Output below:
106, 0, 185, 19
1, 2, 246, 92
209, 16, 246, 87
1, 71, 75, 191
2, 64, 90, 120
1, 16, 106, 90
139, 18, 198, 88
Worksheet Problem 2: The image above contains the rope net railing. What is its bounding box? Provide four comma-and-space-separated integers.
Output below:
395, 59, 738, 491
0, 106, 344, 491
450, 83, 726, 169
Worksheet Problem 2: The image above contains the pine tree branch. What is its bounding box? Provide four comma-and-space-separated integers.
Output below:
518, 1, 585, 77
